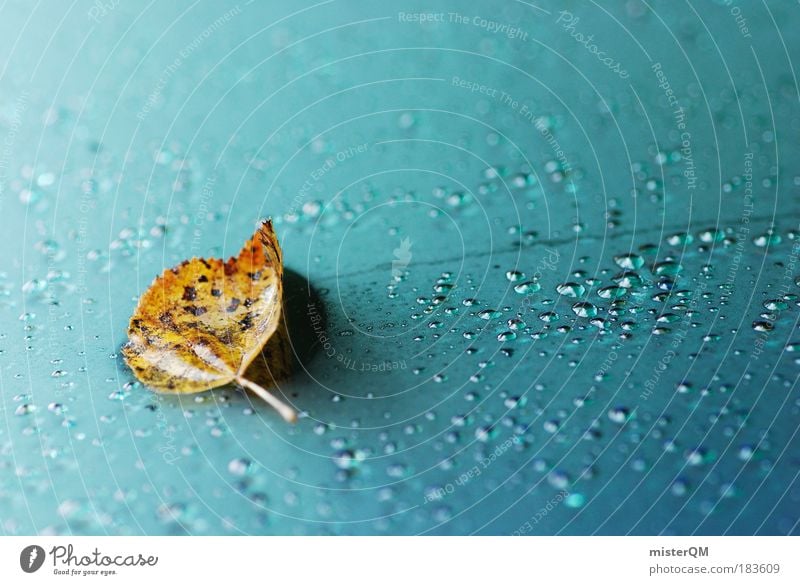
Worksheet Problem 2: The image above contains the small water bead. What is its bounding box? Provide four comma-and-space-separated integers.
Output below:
15, 404, 36, 416
505, 270, 524, 282
547, 469, 570, 489
565, 493, 586, 508
656, 278, 676, 291
613, 253, 644, 270
738, 445, 755, 461
613, 271, 645, 288
478, 309, 501, 320
538, 311, 559, 322
433, 283, 454, 294
48, 403, 66, 415
666, 232, 693, 246
597, 285, 626, 299
386, 463, 408, 478
671, 479, 689, 497
752, 321, 774, 332
656, 313, 681, 324
497, 331, 516, 341
333, 451, 362, 471
483, 165, 505, 180
462, 298, 478, 306
108, 389, 129, 401
698, 228, 725, 243
685, 447, 710, 466
475, 426, 496, 442
398, 112, 415, 129
644, 177, 661, 191
510, 172, 536, 188
514, 281, 541, 295
608, 407, 630, 424
19, 189, 41, 205
763, 299, 788, 311
753, 231, 781, 247
653, 261, 683, 276
571, 302, 597, 318
228, 458, 252, 477
556, 282, 586, 297
543, 420, 560, 433
22, 279, 47, 295
446, 192, 471, 207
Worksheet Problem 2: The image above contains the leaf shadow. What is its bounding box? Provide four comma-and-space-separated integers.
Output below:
242, 268, 326, 396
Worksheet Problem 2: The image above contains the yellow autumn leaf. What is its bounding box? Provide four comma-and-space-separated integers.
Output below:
122, 219, 296, 422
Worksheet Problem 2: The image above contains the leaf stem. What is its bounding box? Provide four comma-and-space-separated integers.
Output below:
235, 376, 297, 423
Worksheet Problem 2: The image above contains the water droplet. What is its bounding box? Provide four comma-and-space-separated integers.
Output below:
514, 281, 540, 295
608, 407, 630, 424
763, 299, 788, 311
478, 309, 501, 320
654, 261, 682, 276
228, 458, 252, 477
685, 447, 710, 466
613, 253, 644, 270
15, 404, 36, 416
698, 228, 725, 243
556, 282, 586, 297
597, 285, 626, 299
565, 493, 585, 508
571, 302, 597, 318
753, 231, 781, 247
666, 232, 693, 246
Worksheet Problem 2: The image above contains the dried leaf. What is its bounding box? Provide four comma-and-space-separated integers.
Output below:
122, 219, 296, 422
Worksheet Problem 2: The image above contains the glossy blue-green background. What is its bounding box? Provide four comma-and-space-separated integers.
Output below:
1, 0, 799, 535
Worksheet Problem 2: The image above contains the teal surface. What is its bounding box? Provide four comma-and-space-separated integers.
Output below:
1, 0, 799, 535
